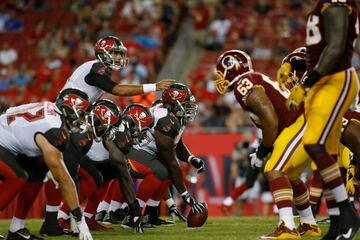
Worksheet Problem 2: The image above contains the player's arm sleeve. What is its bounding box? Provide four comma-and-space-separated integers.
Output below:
112, 130, 133, 155
39, 128, 69, 152
246, 87, 278, 148
107, 140, 137, 204
154, 113, 181, 138
154, 129, 187, 194
85, 73, 117, 93
175, 138, 192, 163
314, 5, 349, 76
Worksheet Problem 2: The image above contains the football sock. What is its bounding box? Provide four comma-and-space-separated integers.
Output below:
84, 186, 107, 217
230, 183, 248, 200
324, 188, 340, 216
309, 169, 323, 206
44, 180, 61, 212
97, 201, 110, 213
9, 217, 25, 233
152, 180, 171, 201
136, 174, 162, 204
111, 179, 125, 203
147, 199, 160, 207
97, 180, 115, 213
14, 183, 42, 219
108, 200, 122, 213
0, 178, 25, 211
291, 180, 316, 225
269, 176, 295, 229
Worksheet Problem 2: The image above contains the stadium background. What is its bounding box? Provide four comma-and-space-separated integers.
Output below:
0, 0, 359, 218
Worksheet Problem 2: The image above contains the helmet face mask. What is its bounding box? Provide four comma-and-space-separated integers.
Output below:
215, 50, 253, 94
94, 36, 129, 70
281, 48, 307, 88
123, 104, 154, 146
56, 88, 90, 133
88, 99, 121, 142
162, 83, 198, 124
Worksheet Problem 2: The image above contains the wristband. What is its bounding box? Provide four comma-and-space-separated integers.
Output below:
304, 70, 322, 88
187, 155, 194, 163
166, 198, 175, 208
143, 84, 156, 93
70, 207, 82, 222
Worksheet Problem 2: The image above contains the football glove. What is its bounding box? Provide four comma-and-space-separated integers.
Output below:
169, 204, 187, 222
129, 200, 144, 233
70, 216, 93, 240
286, 85, 306, 111
181, 191, 206, 213
249, 152, 263, 168
188, 156, 205, 173
277, 62, 292, 90
346, 164, 359, 196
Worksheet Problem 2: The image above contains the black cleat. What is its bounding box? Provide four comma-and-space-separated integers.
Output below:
0, 234, 4, 239
6, 228, 44, 240
336, 205, 360, 240
102, 208, 128, 224
322, 216, 339, 240
142, 214, 174, 226
40, 212, 69, 236
95, 210, 107, 222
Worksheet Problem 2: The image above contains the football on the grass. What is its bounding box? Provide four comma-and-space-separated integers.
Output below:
187, 202, 208, 227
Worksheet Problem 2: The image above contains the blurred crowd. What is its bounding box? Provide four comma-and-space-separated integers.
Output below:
186, 0, 360, 132
0, 0, 185, 111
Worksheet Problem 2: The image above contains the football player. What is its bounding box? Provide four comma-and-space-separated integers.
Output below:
40, 35, 175, 235
215, 50, 321, 239
0, 88, 93, 240
282, 1, 360, 239
122, 84, 206, 227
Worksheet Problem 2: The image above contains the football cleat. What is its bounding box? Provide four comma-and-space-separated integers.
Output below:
336, 207, 360, 240
142, 214, 175, 226
260, 221, 300, 239
58, 218, 71, 232
95, 210, 107, 222
297, 223, 321, 236
85, 217, 113, 231
6, 228, 44, 240
219, 203, 233, 216
0, 234, 4, 239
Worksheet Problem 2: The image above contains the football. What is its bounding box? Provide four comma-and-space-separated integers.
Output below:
187, 202, 208, 228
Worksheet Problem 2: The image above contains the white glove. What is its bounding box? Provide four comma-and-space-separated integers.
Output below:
249, 152, 264, 168
72, 216, 93, 240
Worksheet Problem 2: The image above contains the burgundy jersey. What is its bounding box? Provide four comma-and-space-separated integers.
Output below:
306, 0, 359, 73
232, 72, 302, 134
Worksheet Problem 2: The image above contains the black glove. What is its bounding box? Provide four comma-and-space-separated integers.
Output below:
255, 144, 273, 160
188, 156, 205, 173
181, 191, 205, 213
169, 204, 187, 222
129, 200, 144, 233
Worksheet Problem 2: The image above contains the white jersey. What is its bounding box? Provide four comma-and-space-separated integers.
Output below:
133, 107, 185, 155
86, 141, 109, 162
62, 60, 105, 103
0, 101, 63, 156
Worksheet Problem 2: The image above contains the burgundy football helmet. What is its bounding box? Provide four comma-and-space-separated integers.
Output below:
56, 88, 91, 132
162, 83, 198, 123
123, 103, 154, 145
94, 36, 128, 70
88, 99, 122, 142
215, 50, 253, 94
281, 47, 307, 87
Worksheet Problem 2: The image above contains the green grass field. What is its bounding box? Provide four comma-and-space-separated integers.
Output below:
0, 217, 339, 240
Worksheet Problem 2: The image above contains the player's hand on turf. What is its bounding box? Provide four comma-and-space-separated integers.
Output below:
286, 85, 305, 111
169, 204, 187, 222
346, 164, 359, 196
277, 62, 292, 90
77, 217, 93, 240
129, 200, 144, 233
188, 156, 205, 173
182, 192, 206, 213
156, 79, 176, 91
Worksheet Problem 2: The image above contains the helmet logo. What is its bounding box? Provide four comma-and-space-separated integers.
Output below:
222, 55, 240, 71
166, 88, 187, 103
126, 106, 154, 129
100, 40, 106, 47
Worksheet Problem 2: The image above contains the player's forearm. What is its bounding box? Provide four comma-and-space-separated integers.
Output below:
175, 140, 191, 162
159, 150, 187, 194
261, 120, 278, 148
51, 165, 80, 210
112, 84, 156, 96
